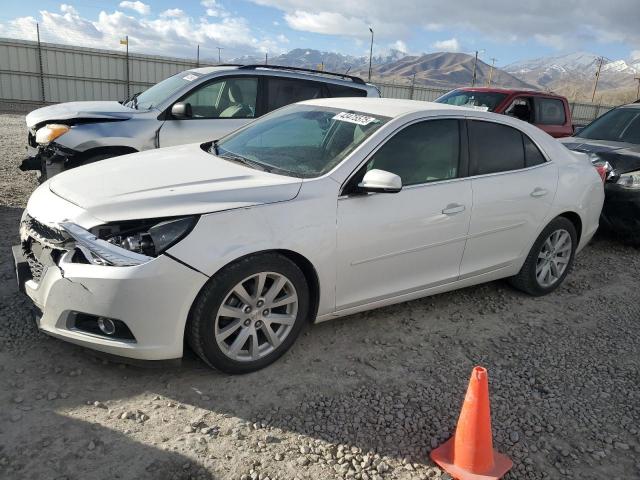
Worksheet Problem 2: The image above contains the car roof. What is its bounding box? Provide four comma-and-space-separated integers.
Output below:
188, 65, 373, 90
452, 87, 566, 99
299, 97, 486, 118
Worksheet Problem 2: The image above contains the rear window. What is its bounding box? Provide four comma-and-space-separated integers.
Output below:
325, 83, 367, 98
266, 78, 324, 112
535, 98, 566, 125
435, 90, 507, 112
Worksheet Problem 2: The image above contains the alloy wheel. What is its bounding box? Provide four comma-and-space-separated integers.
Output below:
214, 272, 298, 362
535, 229, 572, 288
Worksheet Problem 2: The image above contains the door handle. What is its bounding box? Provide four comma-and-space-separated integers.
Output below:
442, 203, 466, 215
530, 187, 548, 198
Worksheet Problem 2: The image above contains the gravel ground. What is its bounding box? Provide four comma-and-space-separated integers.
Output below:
0, 113, 639, 480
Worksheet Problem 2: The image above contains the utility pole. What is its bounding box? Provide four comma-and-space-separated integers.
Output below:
487, 57, 497, 87
216, 47, 223, 64
125, 35, 130, 98
368, 27, 374, 82
196, 45, 200, 67
591, 56, 604, 102
36, 23, 45, 103
471, 50, 479, 87
265, 52, 268, 65
635, 77, 640, 100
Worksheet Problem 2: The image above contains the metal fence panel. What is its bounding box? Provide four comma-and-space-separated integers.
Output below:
0, 37, 619, 123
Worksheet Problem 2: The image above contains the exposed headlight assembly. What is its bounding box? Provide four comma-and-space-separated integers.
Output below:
60, 216, 198, 266
616, 170, 640, 189
35, 124, 70, 144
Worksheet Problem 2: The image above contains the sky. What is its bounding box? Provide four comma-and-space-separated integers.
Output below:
0, 0, 638, 66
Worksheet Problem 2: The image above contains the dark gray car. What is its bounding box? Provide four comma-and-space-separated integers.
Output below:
20, 65, 379, 180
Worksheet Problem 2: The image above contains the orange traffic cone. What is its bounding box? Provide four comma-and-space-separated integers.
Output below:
430, 366, 512, 480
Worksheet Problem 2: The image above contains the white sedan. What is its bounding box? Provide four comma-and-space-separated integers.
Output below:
14, 98, 604, 373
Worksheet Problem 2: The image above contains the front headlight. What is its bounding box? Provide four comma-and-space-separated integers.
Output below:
616, 170, 640, 189
35, 124, 70, 144
60, 216, 198, 266
102, 216, 198, 257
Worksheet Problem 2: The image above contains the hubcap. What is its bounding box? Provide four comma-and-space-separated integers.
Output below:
536, 229, 572, 288
215, 272, 298, 362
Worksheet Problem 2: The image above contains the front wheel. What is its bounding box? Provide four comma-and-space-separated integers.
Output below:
509, 217, 577, 296
187, 253, 310, 374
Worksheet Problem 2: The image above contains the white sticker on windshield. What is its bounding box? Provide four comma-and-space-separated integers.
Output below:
464, 105, 490, 111
183, 74, 198, 82
332, 112, 378, 126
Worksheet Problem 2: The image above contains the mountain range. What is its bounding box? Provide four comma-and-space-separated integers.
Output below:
232, 48, 639, 104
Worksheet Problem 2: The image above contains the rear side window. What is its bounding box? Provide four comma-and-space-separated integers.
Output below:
325, 83, 367, 97
266, 78, 324, 112
469, 120, 547, 175
535, 98, 566, 125
523, 136, 546, 167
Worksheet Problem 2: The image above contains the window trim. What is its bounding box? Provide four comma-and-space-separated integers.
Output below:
160, 75, 263, 121
340, 117, 469, 196
466, 119, 551, 178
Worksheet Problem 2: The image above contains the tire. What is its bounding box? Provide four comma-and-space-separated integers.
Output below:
508, 217, 577, 296
186, 253, 310, 374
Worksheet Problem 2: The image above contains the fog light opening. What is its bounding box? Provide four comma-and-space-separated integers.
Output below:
97, 317, 116, 335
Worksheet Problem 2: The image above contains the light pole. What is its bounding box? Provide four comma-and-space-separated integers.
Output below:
216, 47, 223, 64
368, 27, 374, 82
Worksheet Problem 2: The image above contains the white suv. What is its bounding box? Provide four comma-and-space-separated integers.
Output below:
14, 98, 604, 373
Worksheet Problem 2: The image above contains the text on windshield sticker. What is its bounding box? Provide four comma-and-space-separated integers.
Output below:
183, 74, 199, 82
332, 112, 378, 126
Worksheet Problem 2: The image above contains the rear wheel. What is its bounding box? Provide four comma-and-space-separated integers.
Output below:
187, 253, 309, 374
509, 217, 577, 296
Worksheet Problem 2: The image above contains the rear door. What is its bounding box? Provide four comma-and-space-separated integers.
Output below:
459, 119, 558, 278
158, 76, 259, 147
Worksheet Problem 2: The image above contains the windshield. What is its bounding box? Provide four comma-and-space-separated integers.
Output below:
577, 108, 640, 144
435, 90, 507, 112
213, 105, 390, 178
129, 72, 200, 110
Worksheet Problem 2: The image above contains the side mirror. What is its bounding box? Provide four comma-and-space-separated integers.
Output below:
171, 102, 192, 119
358, 169, 402, 193
573, 125, 584, 135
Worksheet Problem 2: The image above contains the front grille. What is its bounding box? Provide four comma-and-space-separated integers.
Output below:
20, 214, 69, 284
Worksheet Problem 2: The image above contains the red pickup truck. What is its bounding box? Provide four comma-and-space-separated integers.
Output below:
435, 87, 574, 138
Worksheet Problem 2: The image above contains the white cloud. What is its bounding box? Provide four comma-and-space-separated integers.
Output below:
284, 11, 369, 36
534, 33, 566, 50
251, 0, 640, 50
432, 38, 460, 52
160, 9, 185, 18
0, 4, 289, 59
118, 1, 150, 16
630, 50, 640, 61
390, 40, 407, 53
201, 0, 229, 18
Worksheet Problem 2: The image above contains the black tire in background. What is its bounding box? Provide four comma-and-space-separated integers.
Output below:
186, 253, 310, 374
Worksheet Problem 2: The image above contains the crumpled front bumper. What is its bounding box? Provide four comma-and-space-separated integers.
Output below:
14, 244, 208, 361
19, 143, 78, 178
601, 183, 640, 236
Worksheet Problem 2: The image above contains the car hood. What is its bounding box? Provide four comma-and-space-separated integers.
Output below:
26, 101, 136, 129
48, 143, 303, 222
559, 137, 640, 174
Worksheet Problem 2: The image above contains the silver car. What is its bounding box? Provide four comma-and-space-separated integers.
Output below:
20, 65, 379, 179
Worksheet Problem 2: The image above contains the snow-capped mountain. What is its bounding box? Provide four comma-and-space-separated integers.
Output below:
504, 52, 638, 91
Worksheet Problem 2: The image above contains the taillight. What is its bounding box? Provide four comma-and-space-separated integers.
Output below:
593, 161, 610, 184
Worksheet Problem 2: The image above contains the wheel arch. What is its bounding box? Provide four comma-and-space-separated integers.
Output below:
556, 211, 582, 245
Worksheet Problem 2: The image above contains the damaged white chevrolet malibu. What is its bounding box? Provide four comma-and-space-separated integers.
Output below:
14, 98, 604, 373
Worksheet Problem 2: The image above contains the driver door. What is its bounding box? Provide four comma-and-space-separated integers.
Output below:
158, 76, 259, 147
335, 119, 472, 310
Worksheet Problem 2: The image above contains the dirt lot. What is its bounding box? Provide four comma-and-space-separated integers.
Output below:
0, 113, 639, 480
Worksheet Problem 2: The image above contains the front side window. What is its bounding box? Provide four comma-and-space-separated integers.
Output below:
535, 98, 566, 125
469, 120, 546, 175
435, 90, 507, 112
266, 78, 324, 112
365, 120, 460, 186
180, 77, 257, 119
577, 108, 640, 144
214, 105, 389, 178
